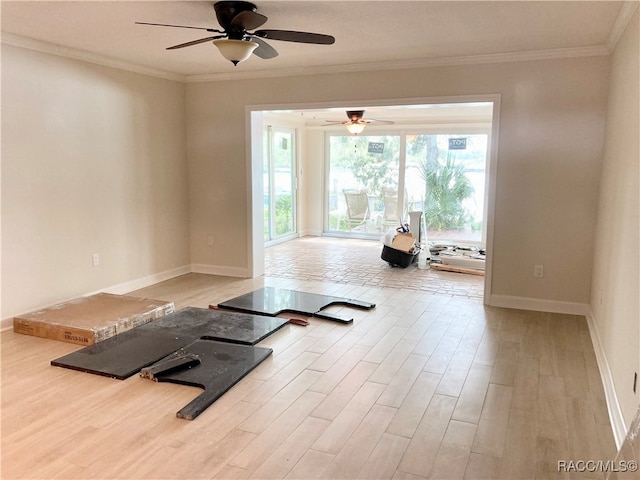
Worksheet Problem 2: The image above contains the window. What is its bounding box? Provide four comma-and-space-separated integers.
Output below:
405, 133, 488, 244
326, 135, 400, 236
264, 126, 296, 243
325, 131, 489, 245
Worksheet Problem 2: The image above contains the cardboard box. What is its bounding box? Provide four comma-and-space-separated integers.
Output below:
391, 233, 416, 253
13, 293, 175, 345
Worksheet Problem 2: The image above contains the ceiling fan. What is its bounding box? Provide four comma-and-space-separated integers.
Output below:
136, 1, 335, 65
324, 110, 395, 135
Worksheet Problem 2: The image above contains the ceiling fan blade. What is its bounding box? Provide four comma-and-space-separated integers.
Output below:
251, 37, 279, 59
254, 30, 335, 45
231, 10, 268, 31
366, 119, 395, 125
166, 36, 224, 50
135, 22, 222, 33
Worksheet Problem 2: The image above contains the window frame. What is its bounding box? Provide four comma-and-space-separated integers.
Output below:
323, 124, 492, 247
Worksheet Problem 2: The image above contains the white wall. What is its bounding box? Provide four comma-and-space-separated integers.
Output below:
1, 45, 191, 319
1, 45, 613, 318
186, 55, 609, 305
590, 9, 639, 433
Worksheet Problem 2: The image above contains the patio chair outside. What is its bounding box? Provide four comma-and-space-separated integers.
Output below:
383, 188, 402, 228
343, 191, 370, 231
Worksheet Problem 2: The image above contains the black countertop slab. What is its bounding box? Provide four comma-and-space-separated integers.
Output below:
51, 307, 288, 379
146, 339, 272, 420
217, 287, 375, 324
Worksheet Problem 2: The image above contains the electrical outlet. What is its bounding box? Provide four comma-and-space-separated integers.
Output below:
634, 372, 637, 394
534, 265, 544, 278
207, 236, 214, 246
92, 253, 100, 267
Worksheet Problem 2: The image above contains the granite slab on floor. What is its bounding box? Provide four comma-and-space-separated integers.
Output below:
51, 307, 288, 379
141, 339, 272, 420
217, 286, 375, 324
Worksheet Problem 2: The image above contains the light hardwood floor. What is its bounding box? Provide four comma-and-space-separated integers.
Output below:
1, 245, 618, 479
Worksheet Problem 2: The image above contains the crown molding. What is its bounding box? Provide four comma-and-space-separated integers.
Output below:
1, 32, 186, 83
2, 32, 609, 84
184, 45, 610, 83
606, 0, 639, 52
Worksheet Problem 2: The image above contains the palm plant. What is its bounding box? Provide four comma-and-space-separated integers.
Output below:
418, 152, 474, 231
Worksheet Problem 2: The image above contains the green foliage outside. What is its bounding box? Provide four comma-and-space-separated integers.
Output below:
263, 204, 270, 240
329, 133, 476, 233
418, 153, 474, 230
265, 130, 295, 240
328, 211, 349, 231
330, 136, 399, 208
274, 194, 293, 236
265, 195, 294, 238
409, 135, 475, 232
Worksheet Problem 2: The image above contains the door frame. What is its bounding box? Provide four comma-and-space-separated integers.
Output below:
247, 94, 501, 303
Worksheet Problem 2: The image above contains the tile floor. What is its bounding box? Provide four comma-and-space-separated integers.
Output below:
264, 236, 485, 299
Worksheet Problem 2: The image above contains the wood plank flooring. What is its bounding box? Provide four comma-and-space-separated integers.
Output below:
1, 268, 618, 479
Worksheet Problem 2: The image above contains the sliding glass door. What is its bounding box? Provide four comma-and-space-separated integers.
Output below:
326, 134, 400, 236
264, 126, 296, 243
326, 131, 489, 245
405, 134, 488, 243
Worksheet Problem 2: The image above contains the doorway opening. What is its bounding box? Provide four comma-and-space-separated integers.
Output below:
248, 96, 500, 302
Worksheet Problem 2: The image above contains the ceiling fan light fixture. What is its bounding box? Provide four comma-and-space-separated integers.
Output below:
346, 123, 366, 135
212, 39, 258, 65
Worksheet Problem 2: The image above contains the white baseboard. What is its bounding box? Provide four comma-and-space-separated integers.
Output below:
585, 308, 627, 450
2, 263, 249, 331
0, 265, 191, 332
300, 229, 322, 237
94, 265, 191, 296
1, 317, 14, 331
489, 294, 590, 315
190, 263, 249, 278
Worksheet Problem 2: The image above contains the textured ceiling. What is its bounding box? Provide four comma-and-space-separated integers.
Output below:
1, 1, 629, 81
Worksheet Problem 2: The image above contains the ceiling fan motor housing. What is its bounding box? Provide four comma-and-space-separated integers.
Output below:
214, 1, 257, 39
346, 110, 366, 123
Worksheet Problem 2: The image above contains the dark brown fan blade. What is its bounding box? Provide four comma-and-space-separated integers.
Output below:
167, 36, 224, 50
251, 37, 278, 59
231, 10, 268, 30
135, 22, 222, 33
254, 30, 335, 45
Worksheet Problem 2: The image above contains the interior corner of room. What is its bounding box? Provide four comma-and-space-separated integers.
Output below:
1, 0, 638, 459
